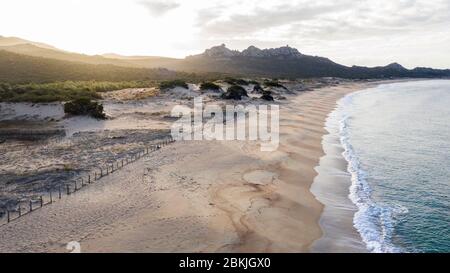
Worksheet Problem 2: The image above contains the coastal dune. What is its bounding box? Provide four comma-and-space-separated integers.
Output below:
0, 83, 367, 252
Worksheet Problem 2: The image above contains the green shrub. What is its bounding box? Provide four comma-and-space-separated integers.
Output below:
0, 80, 151, 102
221, 85, 248, 100
224, 78, 249, 86
260, 91, 274, 101
264, 79, 284, 88
159, 80, 188, 90
64, 98, 106, 119
252, 84, 265, 93
199, 82, 221, 91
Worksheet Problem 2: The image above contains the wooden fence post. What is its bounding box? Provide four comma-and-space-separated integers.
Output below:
0, 137, 190, 223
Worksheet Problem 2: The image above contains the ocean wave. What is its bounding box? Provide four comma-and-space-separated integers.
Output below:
335, 93, 408, 253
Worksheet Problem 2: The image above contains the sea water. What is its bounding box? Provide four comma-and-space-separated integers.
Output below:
335, 80, 450, 253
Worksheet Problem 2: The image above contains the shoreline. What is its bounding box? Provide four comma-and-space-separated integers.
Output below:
310, 91, 368, 252
0, 81, 381, 252
310, 79, 430, 253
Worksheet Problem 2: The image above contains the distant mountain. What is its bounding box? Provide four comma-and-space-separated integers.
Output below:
0, 36, 180, 69
178, 44, 450, 79
0, 50, 182, 84
0, 35, 60, 51
0, 36, 449, 80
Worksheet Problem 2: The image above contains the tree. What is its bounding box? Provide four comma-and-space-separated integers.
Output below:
64, 98, 106, 119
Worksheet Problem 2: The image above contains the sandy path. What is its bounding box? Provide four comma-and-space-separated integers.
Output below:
0, 83, 367, 253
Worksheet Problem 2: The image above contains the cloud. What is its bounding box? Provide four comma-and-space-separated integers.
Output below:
139, 0, 180, 17
199, 1, 350, 37
196, 0, 450, 41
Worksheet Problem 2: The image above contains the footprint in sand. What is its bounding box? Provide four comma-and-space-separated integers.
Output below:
243, 170, 277, 185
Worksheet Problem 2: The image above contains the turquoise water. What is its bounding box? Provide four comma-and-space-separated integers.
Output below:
337, 80, 450, 253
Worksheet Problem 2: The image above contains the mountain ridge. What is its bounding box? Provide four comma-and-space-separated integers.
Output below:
1, 36, 449, 80
0, 35, 61, 51
184, 44, 450, 78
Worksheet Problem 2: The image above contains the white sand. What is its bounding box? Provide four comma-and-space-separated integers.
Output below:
0, 82, 371, 252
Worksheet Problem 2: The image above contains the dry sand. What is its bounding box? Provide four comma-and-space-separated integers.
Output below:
0, 82, 370, 252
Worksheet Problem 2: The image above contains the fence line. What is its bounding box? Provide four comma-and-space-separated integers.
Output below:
0, 136, 175, 227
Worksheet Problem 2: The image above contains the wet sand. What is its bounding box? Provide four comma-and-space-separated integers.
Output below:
0, 82, 371, 252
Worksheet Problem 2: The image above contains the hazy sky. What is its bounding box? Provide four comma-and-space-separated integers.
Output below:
1, 0, 449, 68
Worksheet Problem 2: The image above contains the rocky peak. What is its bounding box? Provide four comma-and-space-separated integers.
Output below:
263, 45, 302, 57
385, 62, 407, 71
241, 45, 263, 57
203, 44, 240, 58
242, 45, 303, 58
197, 44, 303, 58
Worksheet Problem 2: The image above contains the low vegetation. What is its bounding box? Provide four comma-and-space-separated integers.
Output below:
199, 82, 221, 91
159, 80, 188, 90
64, 98, 106, 119
260, 91, 274, 101
0, 81, 153, 102
252, 84, 265, 93
224, 78, 249, 86
221, 85, 248, 100
264, 79, 285, 88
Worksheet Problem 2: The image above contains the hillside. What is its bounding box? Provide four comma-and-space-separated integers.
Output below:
0, 35, 59, 50
0, 36, 180, 69
177, 44, 450, 79
0, 50, 182, 83
1, 36, 449, 80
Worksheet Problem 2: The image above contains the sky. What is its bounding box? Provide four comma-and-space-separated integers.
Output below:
1, 0, 449, 68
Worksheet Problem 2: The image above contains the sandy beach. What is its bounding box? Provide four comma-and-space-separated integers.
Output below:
0, 82, 371, 253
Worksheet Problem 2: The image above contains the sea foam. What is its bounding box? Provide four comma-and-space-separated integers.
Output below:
334, 91, 408, 253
